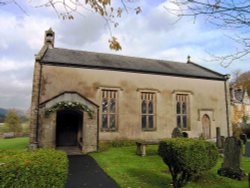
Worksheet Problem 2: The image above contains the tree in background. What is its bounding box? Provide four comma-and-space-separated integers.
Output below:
231, 70, 250, 96
230, 70, 250, 137
4, 110, 22, 135
236, 71, 250, 96
0, 114, 5, 123
165, 0, 250, 66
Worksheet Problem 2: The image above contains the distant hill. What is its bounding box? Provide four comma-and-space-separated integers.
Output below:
0, 108, 7, 123
0, 108, 29, 123
0, 108, 8, 116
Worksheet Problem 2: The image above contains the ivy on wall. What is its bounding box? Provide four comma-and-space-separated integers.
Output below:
45, 101, 93, 119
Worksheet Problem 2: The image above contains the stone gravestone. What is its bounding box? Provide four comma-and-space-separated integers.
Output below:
218, 137, 244, 180
216, 127, 222, 148
245, 142, 250, 157
221, 136, 225, 149
3, 132, 14, 139
171, 127, 183, 138
240, 133, 247, 144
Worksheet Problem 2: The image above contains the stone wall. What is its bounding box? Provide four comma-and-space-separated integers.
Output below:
29, 45, 49, 147
82, 109, 98, 154
37, 65, 230, 141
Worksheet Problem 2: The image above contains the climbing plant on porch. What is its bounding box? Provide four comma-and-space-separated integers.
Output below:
45, 101, 93, 119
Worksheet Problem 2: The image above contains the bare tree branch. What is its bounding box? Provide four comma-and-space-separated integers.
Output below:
28, 0, 141, 50
166, 0, 250, 65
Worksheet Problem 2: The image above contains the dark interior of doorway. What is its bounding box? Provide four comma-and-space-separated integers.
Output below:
56, 110, 83, 149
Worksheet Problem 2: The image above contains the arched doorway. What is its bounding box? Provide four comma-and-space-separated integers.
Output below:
202, 114, 211, 139
56, 110, 83, 147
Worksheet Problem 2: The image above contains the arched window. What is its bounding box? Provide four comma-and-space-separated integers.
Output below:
176, 94, 189, 130
141, 92, 156, 130
101, 90, 118, 131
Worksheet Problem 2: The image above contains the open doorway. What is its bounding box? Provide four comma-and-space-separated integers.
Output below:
56, 110, 83, 153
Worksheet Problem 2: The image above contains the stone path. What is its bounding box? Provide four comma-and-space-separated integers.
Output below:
65, 155, 119, 188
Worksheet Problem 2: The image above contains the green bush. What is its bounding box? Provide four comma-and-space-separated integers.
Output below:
0, 149, 68, 188
158, 138, 219, 188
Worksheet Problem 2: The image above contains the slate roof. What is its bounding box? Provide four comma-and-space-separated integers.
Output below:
41, 48, 226, 80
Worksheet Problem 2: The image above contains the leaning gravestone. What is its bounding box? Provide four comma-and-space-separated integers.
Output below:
218, 137, 244, 180
171, 127, 183, 138
245, 142, 250, 157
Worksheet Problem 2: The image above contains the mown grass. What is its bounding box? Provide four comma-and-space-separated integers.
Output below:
91, 145, 250, 188
0, 137, 29, 150
1, 136, 249, 187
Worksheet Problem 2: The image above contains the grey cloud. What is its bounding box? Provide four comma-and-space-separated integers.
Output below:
0, 66, 32, 109
0, 94, 31, 110
146, 7, 176, 32
1, 44, 36, 62
55, 14, 106, 48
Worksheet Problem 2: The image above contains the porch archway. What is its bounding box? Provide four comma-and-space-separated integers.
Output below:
39, 91, 99, 154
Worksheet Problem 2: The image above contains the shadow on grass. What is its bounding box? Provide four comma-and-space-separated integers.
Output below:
127, 168, 172, 188
145, 148, 158, 156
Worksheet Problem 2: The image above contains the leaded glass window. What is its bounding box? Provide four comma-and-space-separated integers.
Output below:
141, 92, 156, 130
176, 94, 189, 130
101, 90, 118, 130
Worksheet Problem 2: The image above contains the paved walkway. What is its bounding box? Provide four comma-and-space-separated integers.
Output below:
65, 155, 119, 188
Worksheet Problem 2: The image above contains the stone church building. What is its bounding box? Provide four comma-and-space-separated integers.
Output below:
29, 29, 231, 153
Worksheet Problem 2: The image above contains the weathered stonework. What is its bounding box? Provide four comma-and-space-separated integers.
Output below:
82, 109, 98, 153
39, 111, 56, 148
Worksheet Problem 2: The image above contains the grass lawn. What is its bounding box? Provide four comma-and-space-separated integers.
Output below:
91, 145, 250, 188
0, 137, 29, 150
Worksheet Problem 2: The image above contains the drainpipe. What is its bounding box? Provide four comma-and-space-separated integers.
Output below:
96, 108, 100, 151
35, 62, 43, 146
224, 74, 230, 137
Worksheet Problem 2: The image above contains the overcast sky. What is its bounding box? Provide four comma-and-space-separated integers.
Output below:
0, 0, 249, 110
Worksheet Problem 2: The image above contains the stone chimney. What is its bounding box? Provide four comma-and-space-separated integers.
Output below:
187, 55, 191, 63
44, 28, 55, 48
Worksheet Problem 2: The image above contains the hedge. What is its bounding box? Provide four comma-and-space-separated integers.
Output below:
158, 138, 219, 188
0, 149, 68, 188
